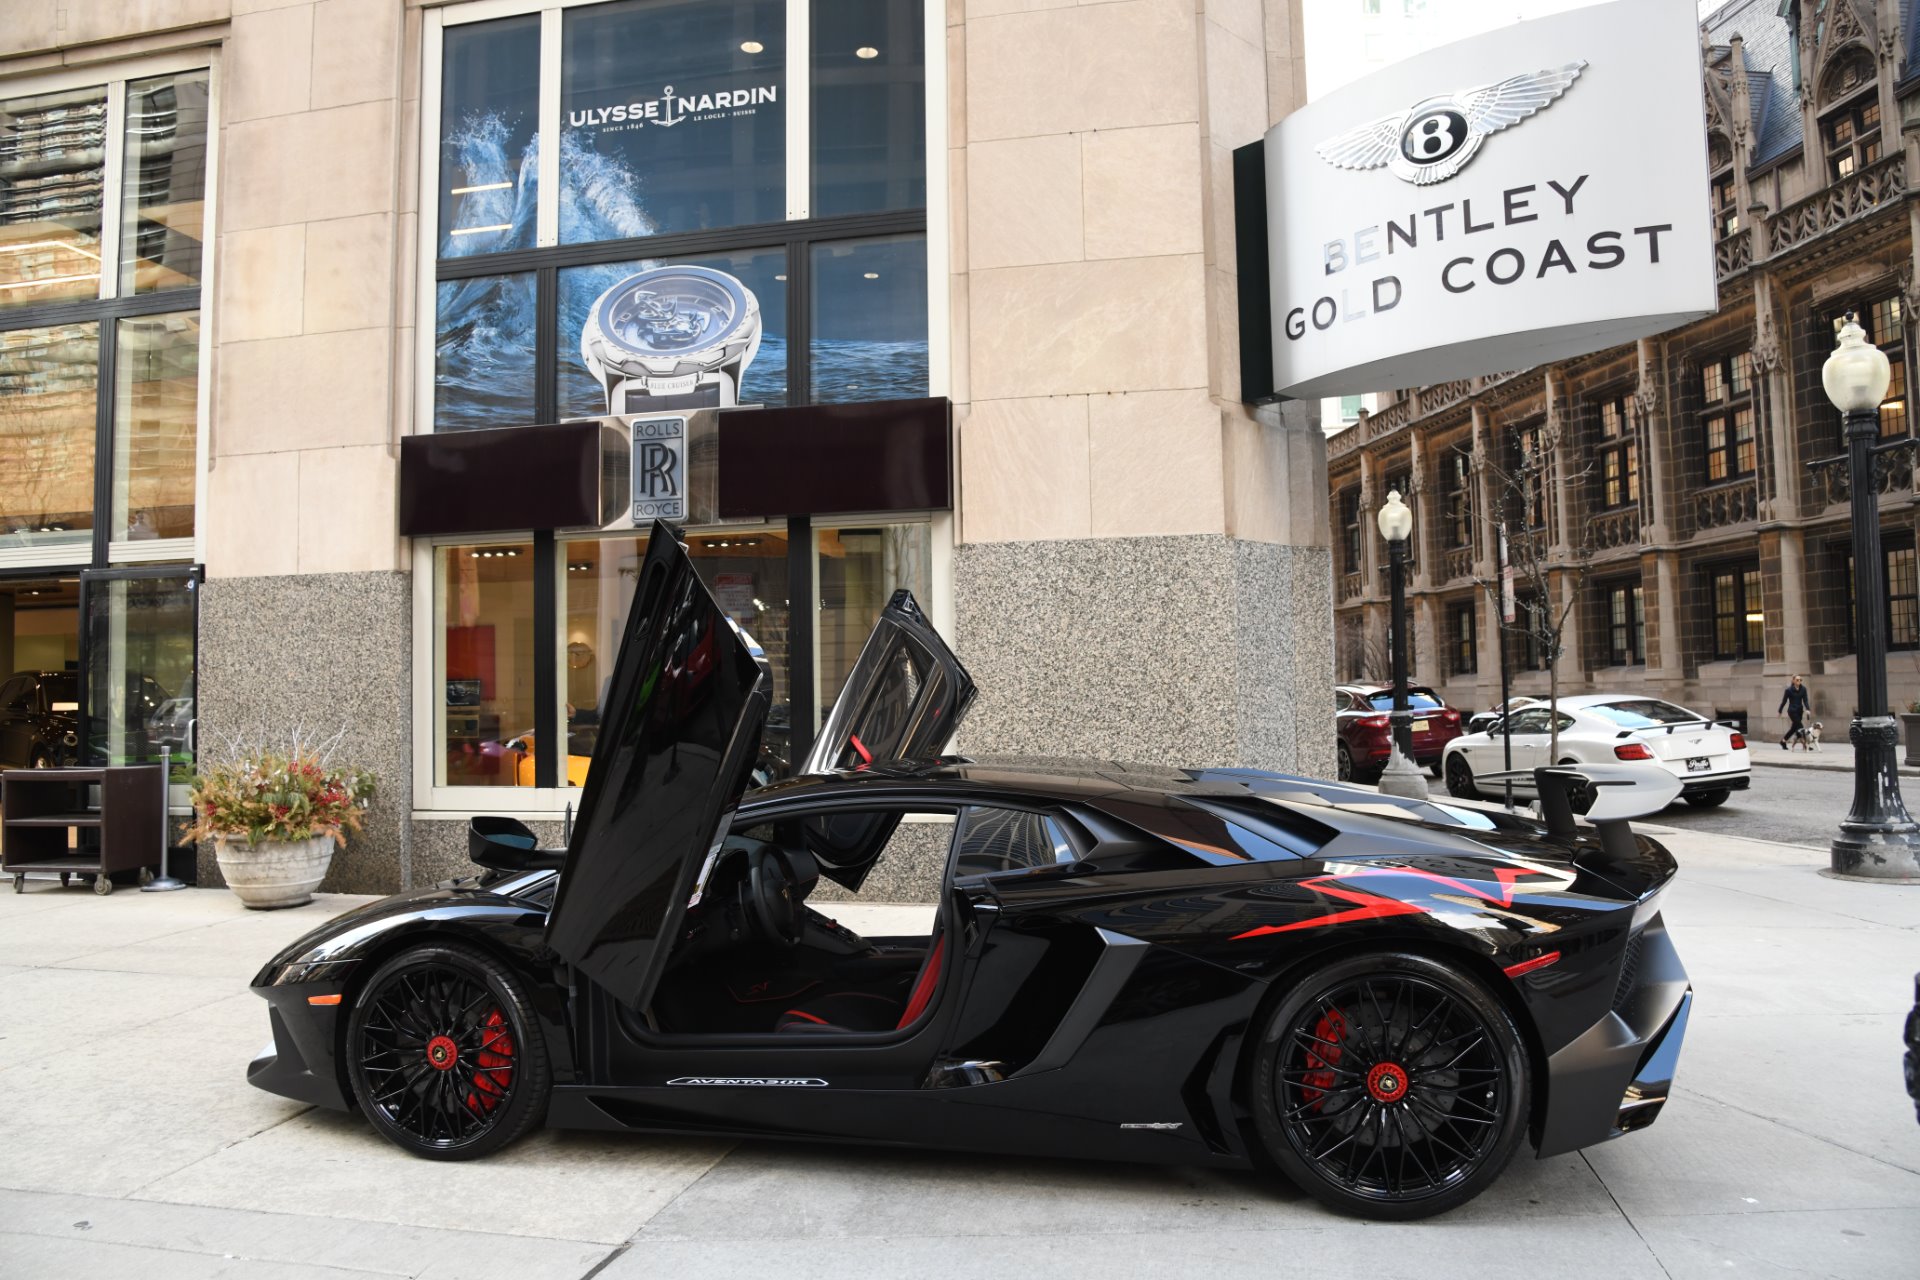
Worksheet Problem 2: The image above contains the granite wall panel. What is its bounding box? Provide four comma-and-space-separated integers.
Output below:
196, 571, 412, 894
954, 534, 1334, 776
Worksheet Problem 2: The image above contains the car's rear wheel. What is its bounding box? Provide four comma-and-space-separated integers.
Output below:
1443, 754, 1478, 800
346, 942, 549, 1160
1250, 952, 1530, 1220
1684, 788, 1730, 808
1336, 742, 1354, 782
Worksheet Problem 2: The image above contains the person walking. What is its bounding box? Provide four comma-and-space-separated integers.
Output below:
1778, 674, 1811, 749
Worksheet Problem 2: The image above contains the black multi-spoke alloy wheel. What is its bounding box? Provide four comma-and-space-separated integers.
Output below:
1336, 742, 1354, 782
1443, 755, 1479, 800
346, 943, 550, 1160
1251, 953, 1529, 1220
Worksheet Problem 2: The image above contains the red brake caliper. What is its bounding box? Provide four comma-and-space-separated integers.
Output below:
465, 1008, 516, 1113
1301, 1007, 1348, 1109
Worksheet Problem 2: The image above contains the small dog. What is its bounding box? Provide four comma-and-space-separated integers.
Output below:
1786, 721, 1822, 751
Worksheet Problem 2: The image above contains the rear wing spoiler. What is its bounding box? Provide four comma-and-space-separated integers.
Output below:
1480, 763, 1680, 859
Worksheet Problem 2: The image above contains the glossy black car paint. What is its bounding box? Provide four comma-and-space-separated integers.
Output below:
0, 671, 80, 768
251, 759, 1689, 1170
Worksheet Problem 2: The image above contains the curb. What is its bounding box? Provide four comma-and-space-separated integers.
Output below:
1751, 758, 1920, 778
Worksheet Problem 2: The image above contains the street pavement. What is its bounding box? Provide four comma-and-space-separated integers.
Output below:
1, 828, 1917, 1279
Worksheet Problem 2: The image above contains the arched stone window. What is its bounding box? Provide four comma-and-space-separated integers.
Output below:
1818, 48, 1880, 181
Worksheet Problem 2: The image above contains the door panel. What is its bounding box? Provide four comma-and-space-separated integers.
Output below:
545, 523, 771, 1010
79, 569, 197, 779
802, 590, 974, 775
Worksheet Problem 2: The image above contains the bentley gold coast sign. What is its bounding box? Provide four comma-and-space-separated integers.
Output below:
1260, 0, 1715, 399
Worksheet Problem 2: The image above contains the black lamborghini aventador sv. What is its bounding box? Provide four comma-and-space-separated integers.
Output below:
248, 522, 1692, 1220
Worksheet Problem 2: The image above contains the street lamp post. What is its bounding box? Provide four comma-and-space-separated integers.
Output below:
1823, 314, 1920, 880
1376, 490, 1428, 800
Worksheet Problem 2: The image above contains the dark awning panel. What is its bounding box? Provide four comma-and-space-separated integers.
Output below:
398, 420, 626, 537
716, 397, 951, 518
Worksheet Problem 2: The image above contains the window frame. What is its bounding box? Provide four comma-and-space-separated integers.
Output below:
1447, 598, 1476, 675
417, 0, 946, 434
1838, 536, 1919, 654
1602, 577, 1644, 667
1820, 82, 1881, 183
0, 50, 218, 575
1825, 296, 1908, 440
1706, 561, 1763, 662
1699, 350, 1756, 483
410, 508, 955, 813
1594, 392, 1639, 511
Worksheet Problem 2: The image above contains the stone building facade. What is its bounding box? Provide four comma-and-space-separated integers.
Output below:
1328, 0, 1920, 739
1, 0, 1329, 893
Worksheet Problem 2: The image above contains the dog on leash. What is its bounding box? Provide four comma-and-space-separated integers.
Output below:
1786, 720, 1822, 751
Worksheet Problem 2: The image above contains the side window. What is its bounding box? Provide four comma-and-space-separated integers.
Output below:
952, 805, 1075, 878
1508, 708, 1550, 734
1554, 713, 1576, 733
0, 677, 29, 713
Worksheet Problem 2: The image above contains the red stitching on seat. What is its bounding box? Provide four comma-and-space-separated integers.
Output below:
782, 1008, 828, 1025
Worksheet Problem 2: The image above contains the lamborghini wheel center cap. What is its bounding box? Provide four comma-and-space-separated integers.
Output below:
426, 1035, 459, 1071
1367, 1062, 1408, 1103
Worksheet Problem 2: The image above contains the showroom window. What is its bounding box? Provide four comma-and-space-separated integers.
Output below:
428, 517, 933, 793
428, 0, 932, 432
0, 66, 208, 566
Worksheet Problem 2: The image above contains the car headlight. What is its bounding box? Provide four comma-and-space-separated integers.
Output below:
266, 958, 359, 987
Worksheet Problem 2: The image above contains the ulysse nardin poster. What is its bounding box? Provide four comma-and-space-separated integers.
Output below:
1262, 0, 1715, 400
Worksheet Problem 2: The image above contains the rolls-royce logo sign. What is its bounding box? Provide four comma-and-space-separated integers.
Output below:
632, 416, 687, 522
1316, 61, 1586, 185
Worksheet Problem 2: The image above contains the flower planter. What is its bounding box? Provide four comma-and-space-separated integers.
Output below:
1903, 713, 1920, 767
214, 834, 334, 909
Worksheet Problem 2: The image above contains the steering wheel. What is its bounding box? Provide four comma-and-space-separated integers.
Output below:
746, 845, 817, 947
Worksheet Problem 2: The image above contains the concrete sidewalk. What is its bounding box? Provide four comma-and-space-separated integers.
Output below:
1, 834, 1918, 1279
1750, 737, 1920, 776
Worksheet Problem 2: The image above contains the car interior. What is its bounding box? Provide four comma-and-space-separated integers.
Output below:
644, 803, 1074, 1038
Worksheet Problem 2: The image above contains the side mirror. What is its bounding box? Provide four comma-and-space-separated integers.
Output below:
468, 814, 566, 872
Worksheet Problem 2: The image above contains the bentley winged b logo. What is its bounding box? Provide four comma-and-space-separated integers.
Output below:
1316, 60, 1587, 185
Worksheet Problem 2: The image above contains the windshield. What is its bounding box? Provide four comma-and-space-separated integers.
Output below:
1587, 699, 1705, 729
1368, 690, 1444, 711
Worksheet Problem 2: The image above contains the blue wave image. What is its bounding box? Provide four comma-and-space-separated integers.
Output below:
435, 113, 924, 431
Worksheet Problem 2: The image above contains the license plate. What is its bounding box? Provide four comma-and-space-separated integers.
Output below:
1411, 719, 1430, 732
1686, 757, 1710, 772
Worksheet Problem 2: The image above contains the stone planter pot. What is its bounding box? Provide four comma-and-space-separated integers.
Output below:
214, 834, 334, 909
1903, 713, 1920, 767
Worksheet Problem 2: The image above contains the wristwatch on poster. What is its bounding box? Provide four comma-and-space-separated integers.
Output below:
580, 265, 762, 414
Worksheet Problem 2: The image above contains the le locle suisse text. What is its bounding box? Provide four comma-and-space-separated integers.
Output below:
1284, 174, 1673, 340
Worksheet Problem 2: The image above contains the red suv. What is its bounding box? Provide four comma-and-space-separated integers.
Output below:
1334, 683, 1463, 782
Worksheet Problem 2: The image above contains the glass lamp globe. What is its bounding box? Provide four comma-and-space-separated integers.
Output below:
1822, 314, 1891, 414
1377, 489, 1414, 543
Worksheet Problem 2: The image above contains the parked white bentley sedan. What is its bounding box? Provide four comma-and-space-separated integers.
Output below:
1441, 695, 1752, 809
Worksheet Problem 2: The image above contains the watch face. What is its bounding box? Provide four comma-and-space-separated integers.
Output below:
591, 266, 754, 361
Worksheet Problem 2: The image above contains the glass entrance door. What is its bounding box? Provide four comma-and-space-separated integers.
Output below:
79, 566, 198, 781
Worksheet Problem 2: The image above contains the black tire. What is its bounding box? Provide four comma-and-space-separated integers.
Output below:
1427, 760, 1443, 779
345, 942, 550, 1160
1336, 742, 1354, 782
1443, 754, 1478, 800
1250, 952, 1531, 1220
1683, 789, 1730, 808
29, 749, 49, 769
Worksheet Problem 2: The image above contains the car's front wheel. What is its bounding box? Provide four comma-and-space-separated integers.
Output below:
346, 942, 550, 1160
1443, 754, 1478, 800
1249, 952, 1531, 1220
1684, 788, 1731, 808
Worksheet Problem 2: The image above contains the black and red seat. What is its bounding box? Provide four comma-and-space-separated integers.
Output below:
775, 932, 945, 1034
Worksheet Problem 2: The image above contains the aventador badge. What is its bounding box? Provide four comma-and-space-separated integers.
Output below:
1316, 61, 1586, 185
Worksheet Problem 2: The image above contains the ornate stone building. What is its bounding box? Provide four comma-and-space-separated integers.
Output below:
1328, 0, 1920, 736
